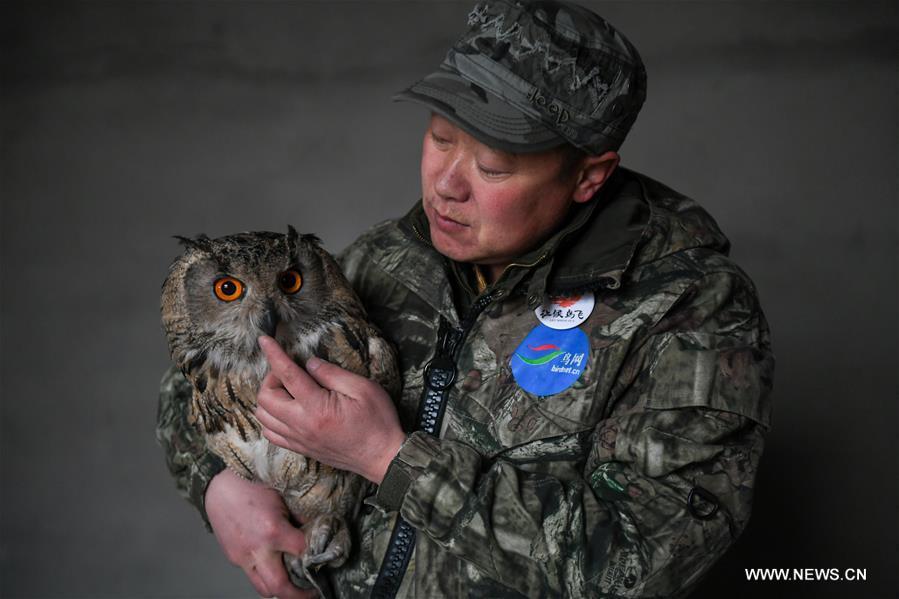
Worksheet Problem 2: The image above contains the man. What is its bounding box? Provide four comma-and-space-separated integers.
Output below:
157, 1, 773, 597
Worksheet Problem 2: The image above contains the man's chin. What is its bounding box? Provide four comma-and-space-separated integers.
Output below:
430, 230, 477, 263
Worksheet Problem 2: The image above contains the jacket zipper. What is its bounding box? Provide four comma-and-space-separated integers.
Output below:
417, 287, 500, 436
411, 223, 431, 246
448, 288, 501, 357
494, 252, 549, 291
370, 289, 502, 598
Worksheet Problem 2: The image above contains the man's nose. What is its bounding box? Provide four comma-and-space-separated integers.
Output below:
434, 153, 469, 201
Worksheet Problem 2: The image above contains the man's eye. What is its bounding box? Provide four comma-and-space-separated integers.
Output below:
478, 165, 508, 177
431, 132, 450, 146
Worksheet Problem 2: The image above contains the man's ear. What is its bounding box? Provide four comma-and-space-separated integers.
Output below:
572, 151, 620, 203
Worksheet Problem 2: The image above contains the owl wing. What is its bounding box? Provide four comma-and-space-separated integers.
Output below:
317, 317, 400, 400
318, 319, 369, 379
185, 367, 261, 478
365, 330, 401, 400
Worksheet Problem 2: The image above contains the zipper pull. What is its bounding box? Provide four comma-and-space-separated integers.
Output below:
423, 321, 461, 393
423, 353, 456, 392
441, 328, 462, 356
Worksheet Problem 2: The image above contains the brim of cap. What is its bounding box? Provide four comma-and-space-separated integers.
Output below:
393, 68, 565, 154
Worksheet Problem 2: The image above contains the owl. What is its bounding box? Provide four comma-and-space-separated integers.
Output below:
160, 226, 399, 593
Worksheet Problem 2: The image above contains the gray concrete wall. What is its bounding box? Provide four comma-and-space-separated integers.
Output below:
2, 1, 896, 597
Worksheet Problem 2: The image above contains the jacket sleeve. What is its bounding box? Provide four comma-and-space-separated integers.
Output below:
156, 365, 225, 530
375, 270, 774, 598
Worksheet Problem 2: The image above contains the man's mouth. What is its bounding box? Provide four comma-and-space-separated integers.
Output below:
430, 204, 469, 229
437, 211, 467, 226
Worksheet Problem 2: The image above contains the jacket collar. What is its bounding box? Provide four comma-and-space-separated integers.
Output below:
525, 168, 650, 302
397, 167, 651, 306
391, 167, 731, 314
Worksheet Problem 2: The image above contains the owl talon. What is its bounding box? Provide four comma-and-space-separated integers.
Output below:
283, 553, 317, 590
302, 514, 351, 570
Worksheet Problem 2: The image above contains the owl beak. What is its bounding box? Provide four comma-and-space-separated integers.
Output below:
260, 302, 280, 338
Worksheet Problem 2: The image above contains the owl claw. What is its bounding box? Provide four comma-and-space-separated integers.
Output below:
283, 553, 318, 591
302, 514, 351, 570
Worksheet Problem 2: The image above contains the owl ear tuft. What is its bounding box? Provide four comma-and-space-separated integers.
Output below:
174, 234, 213, 252
286, 226, 321, 248
286, 225, 299, 246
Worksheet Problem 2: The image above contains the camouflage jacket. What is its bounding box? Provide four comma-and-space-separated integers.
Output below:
157, 167, 773, 598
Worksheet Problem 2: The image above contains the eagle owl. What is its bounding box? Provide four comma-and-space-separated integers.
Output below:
160, 226, 399, 592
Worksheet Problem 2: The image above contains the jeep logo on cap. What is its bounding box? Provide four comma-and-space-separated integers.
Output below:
527, 88, 570, 125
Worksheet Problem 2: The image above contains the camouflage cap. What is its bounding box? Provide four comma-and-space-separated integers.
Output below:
395, 0, 647, 155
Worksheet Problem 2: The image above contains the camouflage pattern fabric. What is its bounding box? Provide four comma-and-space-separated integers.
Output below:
156, 366, 225, 531
157, 166, 773, 597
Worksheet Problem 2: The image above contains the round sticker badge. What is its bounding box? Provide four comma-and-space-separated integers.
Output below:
535, 292, 595, 330
510, 324, 589, 396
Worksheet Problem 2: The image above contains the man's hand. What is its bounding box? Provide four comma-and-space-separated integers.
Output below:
205, 469, 315, 599
255, 335, 407, 484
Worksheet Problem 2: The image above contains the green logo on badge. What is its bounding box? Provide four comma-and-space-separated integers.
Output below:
515, 343, 563, 365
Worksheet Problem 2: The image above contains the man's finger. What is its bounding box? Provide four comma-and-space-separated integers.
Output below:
257, 385, 306, 423
260, 370, 282, 391
255, 404, 298, 440
246, 565, 272, 598
258, 336, 322, 399
252, 554, 294, 599
261, 426, 297, 454
257, 384, 297, 408
304, 356, 374, 399
271, 525, 307, 558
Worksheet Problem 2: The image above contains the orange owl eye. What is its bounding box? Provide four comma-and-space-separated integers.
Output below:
213, 277, 244, 302
278, 269, 302, 294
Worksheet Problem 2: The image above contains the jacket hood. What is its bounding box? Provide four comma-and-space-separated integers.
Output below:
544, 167, 731, 295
